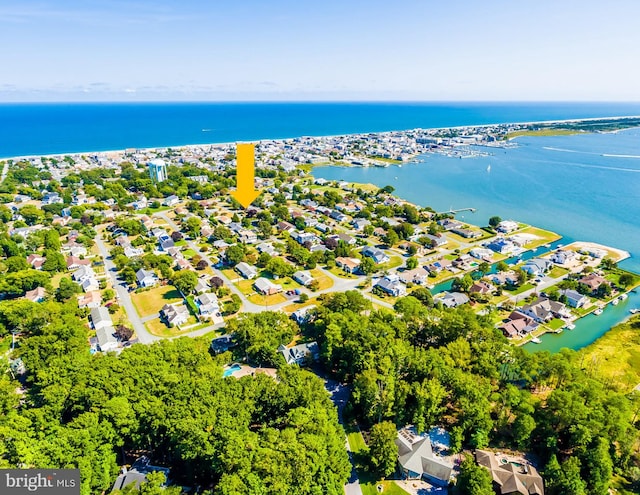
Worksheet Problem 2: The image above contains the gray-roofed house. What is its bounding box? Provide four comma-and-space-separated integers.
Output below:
362, 246, 390, 264
520, 297, 570, 323
521, 258, 552, 277
111, 456, 170, 493
235, 262, 258, 280
195, 292, 220, 319
90, 307, 113, 331
559, 289, 589, 308
375, 274, 407, 297
293, 270, 314, 286
160, 303, 189, 327
436, 292, 470, 308
396, 426, 454, 486
278, 341, 319, 365
254, 277, 282, 295
136, 269, 158, 288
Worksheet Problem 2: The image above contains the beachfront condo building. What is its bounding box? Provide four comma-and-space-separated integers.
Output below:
148, 159, 167, 182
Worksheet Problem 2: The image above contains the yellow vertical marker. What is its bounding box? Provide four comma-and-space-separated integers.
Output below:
232, 142, 261, 208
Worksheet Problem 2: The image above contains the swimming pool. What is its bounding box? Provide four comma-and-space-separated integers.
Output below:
223, 364, 241, 377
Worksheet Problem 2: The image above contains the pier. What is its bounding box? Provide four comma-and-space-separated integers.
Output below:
437, 207, 477, 215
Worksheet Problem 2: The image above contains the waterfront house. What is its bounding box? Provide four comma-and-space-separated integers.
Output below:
395, 426, 453, 486
551, 249, 577, 265
496, 220, 519, 233
578, 273, 608, 294
520, 297, 569, 323
470, 247, 495, 260
235, 262, 258, 280
560, 289, 589, 308
486, 238, 518, 255
469, 281, 494, 295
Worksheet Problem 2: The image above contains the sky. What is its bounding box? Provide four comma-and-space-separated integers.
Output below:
1, 0, 640, 102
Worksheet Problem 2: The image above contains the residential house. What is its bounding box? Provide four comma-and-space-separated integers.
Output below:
551, 249, 577, 265
161, 303, 189, 327
335, 257, 361, 274
124, 246, 144, 258
239, 230, 258, 244
375, 274, 407, 297
579, 273, 608, 294
469, 281, 494, 295
256, 242, 278, 256
520, 297, 569, 323
426, 258, 453, 274
451, 227, 481, 239
500, 313, 538, 338
254, 277, 282, 295
111, 456, 170, 493
210, 334, 236, 354
195, 292, 221, 320
475, 450, 544, 495
27, 254, 46, 270
362, 246, 390, 264
423, 233, 447, 248
66, 256, 91, 270
560, 289, 589, 308
291, 306, 316, 324
136, 269, 158, 288
293, 270, 314, 287
235, 262, 258, 280
163, 194, 180, 207
194, 279, 210, 294
470, 247, 494, 260
396, 426, 454, 486
399, 267, 429, 285
78, 291, 102, 309
352, 218, 370, 231
496, 220, 519, 233
73, 265, 99, 292
436, 292, 470, 308
486, 238, 518, 255
489, 271, 519, 287
278, 341, 319, 365
521, 258, 552, 277
276, 221, 295, 233
24, 287, 47, 303
90, 307, 113, 331
158, 235, 175, 251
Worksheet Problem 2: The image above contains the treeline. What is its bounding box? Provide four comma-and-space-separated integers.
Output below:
0, 299, 350, 495
304, 292, 640, 495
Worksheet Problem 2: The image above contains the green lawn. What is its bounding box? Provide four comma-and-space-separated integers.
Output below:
131, 286, 182, 317
546, 318, 566, 330
310, 268, 334, 290
505, 283, 535, 296
548, 266, 570, 279
327, 266, 359, 279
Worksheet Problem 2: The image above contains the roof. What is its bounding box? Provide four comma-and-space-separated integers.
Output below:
396, 427, 453, 482
475, 450, 544, 495
90, 307, 112, 326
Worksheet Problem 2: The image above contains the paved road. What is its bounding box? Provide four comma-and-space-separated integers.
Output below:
94, 231, 160, 344
0, 161, 8, 183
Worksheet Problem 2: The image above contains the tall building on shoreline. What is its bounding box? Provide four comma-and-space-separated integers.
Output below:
148, 159, 167, 182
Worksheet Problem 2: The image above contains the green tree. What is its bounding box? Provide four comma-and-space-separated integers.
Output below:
457, 456, 494, 495
172, 270, 198, 295
489, 216, 502, 228
224, 245, 245, 266
406, 256, 419, 270
368, 421, 398, 477
360, 257, 376, 275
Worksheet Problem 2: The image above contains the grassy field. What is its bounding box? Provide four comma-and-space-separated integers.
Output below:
548, 266, 570, 278
310, 268, 334, 290
506, 128, 582, 139
327, 266, 359, 279
505, 283, 535, 296
131, 286, 182, 317
578, 315, 640, 392
247, 292, 287, 306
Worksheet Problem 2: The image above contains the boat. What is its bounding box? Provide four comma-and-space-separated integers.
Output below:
487, 164, 491, 172
557, 244, 564, 248
611, 298, 619, 306
555, 328, 564, 334
543, 243, 551, 249
594, 308, 604, 315
629, 308, 639, 314
566, 323, 576, 330
619, 293, 628, 301
531, 337, 542, 344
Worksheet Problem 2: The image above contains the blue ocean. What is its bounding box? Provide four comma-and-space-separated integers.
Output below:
2, 101, 640, 158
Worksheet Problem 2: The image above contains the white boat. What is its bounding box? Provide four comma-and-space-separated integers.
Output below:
629, 308, 639, 314
543, 243, 551, 249
531, 337, 542, 344
611, 299, 619, 306
566, 323, 576, 330
487, 164, 491, 172
619, 293, 628, 301
594, 308, 604, 315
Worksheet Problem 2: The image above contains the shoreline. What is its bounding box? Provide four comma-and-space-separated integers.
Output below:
3, 114, 640, 162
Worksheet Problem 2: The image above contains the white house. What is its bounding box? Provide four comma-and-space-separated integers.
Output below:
235, 262, 258, 280
136, 269, 158, 288
293, 270, 314, 287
